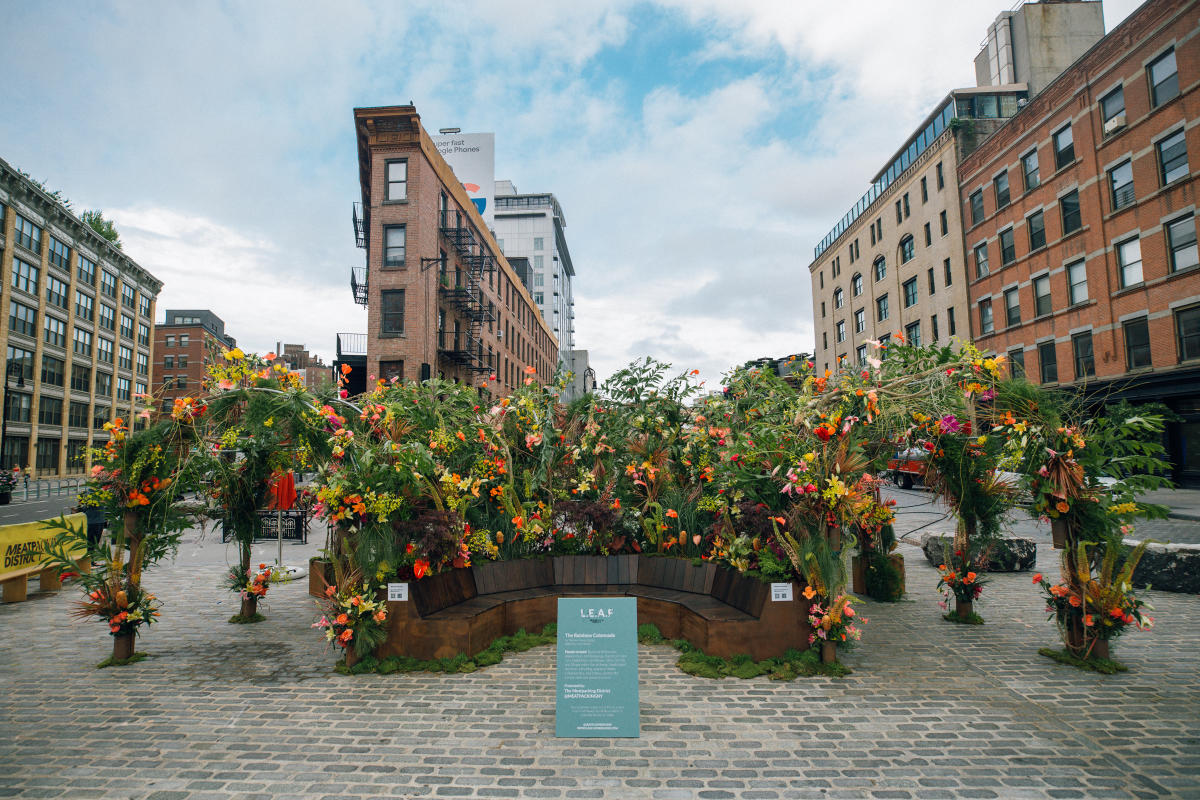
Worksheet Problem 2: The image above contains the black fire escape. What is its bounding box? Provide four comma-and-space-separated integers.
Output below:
431, 214, 496, 374
350, 202, 367, 306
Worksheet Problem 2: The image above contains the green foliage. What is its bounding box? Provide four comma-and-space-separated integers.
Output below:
943, 611, 985, 625
636, 623, 664, 644
338, 625, 559, 675
1038, 647, 1127, 674
863, 552, 903, 602
96, 652, 148, 669
227, 613, 265, 624
82, 209, 121, 248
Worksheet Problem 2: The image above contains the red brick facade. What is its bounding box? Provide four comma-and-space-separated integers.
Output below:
958, 0, 1200, 482
152, 324, 225, 411
354, 106, 557, 396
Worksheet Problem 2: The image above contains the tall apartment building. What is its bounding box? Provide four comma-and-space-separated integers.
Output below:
352, 106, 557, 395
153, 309, 235, 412
0, 157, 160, 476
959, 0, 1200, 485
808, 0, 1105, 372
493, 180, 579, 396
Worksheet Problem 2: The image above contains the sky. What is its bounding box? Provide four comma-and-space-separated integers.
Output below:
1, 0, 1144, 387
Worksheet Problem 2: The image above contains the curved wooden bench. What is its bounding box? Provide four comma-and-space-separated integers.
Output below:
375, 555, 812, 662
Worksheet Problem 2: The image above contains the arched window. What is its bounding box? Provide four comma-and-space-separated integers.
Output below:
834, 288, 844, 309
874, 256, 886, 281
900, 235, 915, 264
852, 273, 863, 296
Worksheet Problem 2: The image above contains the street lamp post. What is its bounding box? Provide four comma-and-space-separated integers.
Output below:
0, 360, 26, 471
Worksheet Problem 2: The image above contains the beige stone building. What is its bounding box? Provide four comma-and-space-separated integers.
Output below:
809, 88, 1028, 370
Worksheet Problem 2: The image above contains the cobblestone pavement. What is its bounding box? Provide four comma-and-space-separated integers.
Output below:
1, 507, 1198, 800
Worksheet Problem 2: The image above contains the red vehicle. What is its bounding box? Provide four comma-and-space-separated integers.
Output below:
886, 448, 929, 490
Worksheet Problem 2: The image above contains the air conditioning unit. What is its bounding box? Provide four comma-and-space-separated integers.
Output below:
1103, 114, 1127, 136
496, 329, 503, 340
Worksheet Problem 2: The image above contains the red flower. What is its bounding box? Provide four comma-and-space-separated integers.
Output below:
413, 559, 430, 580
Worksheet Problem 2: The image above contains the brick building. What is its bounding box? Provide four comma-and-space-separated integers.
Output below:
352, 105, 557, 394
0, 157, 160, 477
153, 309, 235, 412
277, 342, 332, 392
959, 0, 1200, 485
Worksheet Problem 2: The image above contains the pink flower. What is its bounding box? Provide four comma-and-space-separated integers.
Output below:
218, 379, 236, 390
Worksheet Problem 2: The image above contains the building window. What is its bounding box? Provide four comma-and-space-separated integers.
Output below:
1060, 190, 1081, 235
876, 294, 889, 322
920, 176, 928, 203
1053, 125, 1074, 170
1009, 349, 1025, 379
1178, 305, 1200, 361
1034, 274, 1052, 317
903, 193, 910, 218
927, 267, 935, 295
179, 334, 189, 347
97, 338, 113, 364
1158, 129, 1188, 185
1117, 238, 1143, 287
851, 273, 863, 296
99, 305, 115, 331
873, 256, 886, 282
994, 171, 1010, 209
100, 271, 117, 299
1124, 318, 1151, 370
533, 237, 544, 251
903, 278, 918, 308
136, 352, 149, 376
121, 284, 136, 309
999, 228, 1016, 265
138, 323, 150, 346
1101, 86, 1125, 126
1065, 260, 1088, 306
931, 314, 939, 343
118, 345, 133, 370
38, 397, 62, 427
7, 347, 32, 383
1039, 341, 1058, 383
948, 307, 956, 337
1109, 160, 1134, 210
72, 328, 92, 357
174, 375, 187, 391
822, 332, 828, 350
856, 344, 867, 366
944, 258, 953, 287
1167, 215, 1198, 273
70, 365, 90, 392
75, 291, 94, 321
96, 372, 112, 397
899, 235, 914, 264
44, 316, 66, 348
969, 190, 984, 225
923, 223, 932, 247
9, 301, 37, 338
12, 257, 39, 295
1021, 150, 1040, 191
896, 199, 903, 224
834, 288, 844, 309
385, 159, 407, 201
13, 214, 41, 252
381, 289, 405, 334
92, 404, 110, 430
35, 439, 59, 472
1027, 211, 1046, 251
4, 392, 30, 423
936, 162, 944, 190
68, 402, 89, 429
905, 321, 921, 347
854, 308, 865, 333
939, 210, 948, 237
117, 377, 131, 401
77, 254, 96, 286
978, 299, 994, 335
120, 314, 134, 339
139, 295, 151, 317
165, 335, 175, 348
1148, 48, 1179, 107
1072, 332, 1095, 379
48, 237, 70, 269
384, 225, 406, 267
41, 354, 65, 387
836, 320, 846, 343
1004, 288, 1021, 327
379, 360, 404, 383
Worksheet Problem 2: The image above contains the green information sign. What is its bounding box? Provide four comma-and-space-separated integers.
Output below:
555, 597, 639, 737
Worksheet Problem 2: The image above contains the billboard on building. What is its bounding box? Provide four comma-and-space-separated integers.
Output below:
432, 132, 495, 228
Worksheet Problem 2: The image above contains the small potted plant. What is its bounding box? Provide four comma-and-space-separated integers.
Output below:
806, 589, 866, 664
313, 570, 390, 669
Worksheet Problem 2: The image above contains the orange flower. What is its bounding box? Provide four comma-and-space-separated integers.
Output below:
337, 629, 353, 644
1068, 595, 1081, 607
802, 585, 816, 600
335, 613, 350, 625
965, 572, 977, 583
665, 509, 678, 519
456, 430, 466, 441
1084, 614, 1095, 627
1056, 500, 1070, 514
1032, 573, 1043, 584
612, 498, 621, 510
373, 610, 387, 623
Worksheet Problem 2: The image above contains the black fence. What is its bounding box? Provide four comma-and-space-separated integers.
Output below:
220, 509, 310, 544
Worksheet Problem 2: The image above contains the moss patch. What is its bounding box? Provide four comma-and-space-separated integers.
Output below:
1038, 647, 1128, 674
338, 625, 558, 675
640, 624, 851, 679
228, 613, 266, 624
96, 652, 148, 669
943, 611, 985, 625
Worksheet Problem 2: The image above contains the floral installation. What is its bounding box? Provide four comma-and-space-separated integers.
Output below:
313, 576, 390, 665
806, 591, 866, 646
225, 563, 279, 603
935, 547, 988, 622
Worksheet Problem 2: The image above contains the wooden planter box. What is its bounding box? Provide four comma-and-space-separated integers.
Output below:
308, 558, 334, 597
